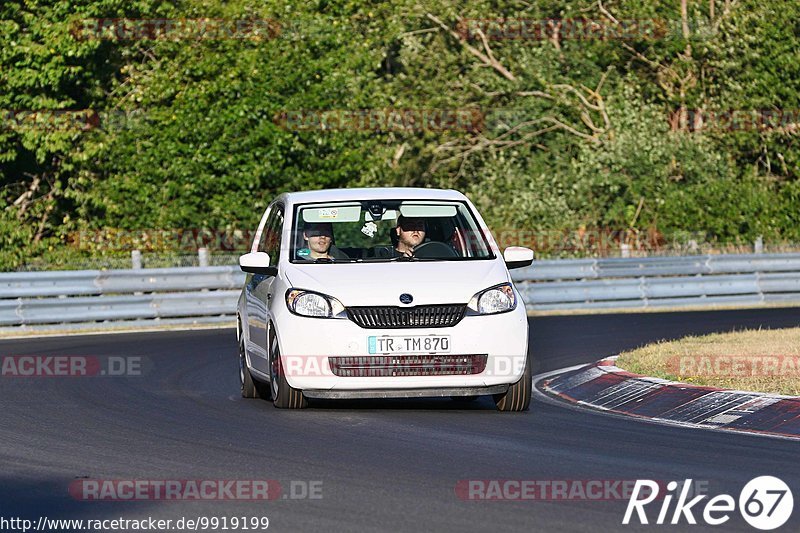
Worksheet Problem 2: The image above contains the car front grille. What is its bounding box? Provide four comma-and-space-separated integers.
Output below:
329, 354, 487, 377
346, 304, 466, 329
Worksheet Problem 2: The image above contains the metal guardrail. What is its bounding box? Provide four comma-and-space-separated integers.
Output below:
1, 253, 799, 328
512, 253, 800, 310
0, 267, 244, 327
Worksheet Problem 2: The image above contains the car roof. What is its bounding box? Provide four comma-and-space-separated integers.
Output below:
276, 187, 468, 206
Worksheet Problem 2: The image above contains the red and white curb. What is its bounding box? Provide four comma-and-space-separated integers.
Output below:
535, 357, 800, 441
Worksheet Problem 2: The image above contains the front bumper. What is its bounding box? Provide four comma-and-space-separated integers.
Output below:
273, 304, 529, 391
303, 384, 509, 400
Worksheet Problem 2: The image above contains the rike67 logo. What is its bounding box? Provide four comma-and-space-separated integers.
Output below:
624, 476, 794, 530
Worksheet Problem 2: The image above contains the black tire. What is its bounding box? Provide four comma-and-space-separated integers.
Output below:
493, 356, 531, 412
239, 335, 259, 399
253, 377, 272, 399
269, 326, 307, 409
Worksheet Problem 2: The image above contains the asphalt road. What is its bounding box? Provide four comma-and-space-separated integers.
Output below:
1, 308, 799, 532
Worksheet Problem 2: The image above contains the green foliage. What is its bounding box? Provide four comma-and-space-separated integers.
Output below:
1, 0, 799, 269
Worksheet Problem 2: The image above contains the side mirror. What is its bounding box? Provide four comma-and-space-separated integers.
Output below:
239, 252, 277, 276
503, 246, 534, 270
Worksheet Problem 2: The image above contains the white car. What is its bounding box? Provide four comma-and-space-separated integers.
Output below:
236, 187, 534, 410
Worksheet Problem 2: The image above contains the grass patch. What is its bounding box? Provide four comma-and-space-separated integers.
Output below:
615, 328, 800, 396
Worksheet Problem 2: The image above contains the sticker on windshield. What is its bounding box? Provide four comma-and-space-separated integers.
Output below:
318, 208, 339, 219
297, 248, 310, 257
361, 222, 378, 238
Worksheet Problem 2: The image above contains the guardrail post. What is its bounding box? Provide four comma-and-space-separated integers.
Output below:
131, 250, 142, 269
754, 236, 763, 254
198, 247, 209, 267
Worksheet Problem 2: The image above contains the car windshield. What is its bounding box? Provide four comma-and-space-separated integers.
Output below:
290, 200, 495, 263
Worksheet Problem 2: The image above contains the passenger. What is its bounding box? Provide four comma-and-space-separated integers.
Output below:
394, 216, 426, 257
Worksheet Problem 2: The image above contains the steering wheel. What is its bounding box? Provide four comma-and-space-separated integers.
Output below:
413, 241, 459, 258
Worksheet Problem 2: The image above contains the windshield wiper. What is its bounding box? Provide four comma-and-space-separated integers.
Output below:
390, 255, 444, 262
353, 256, 423, 263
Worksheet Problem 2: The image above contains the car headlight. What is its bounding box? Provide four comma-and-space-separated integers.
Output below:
286, 289, 346, 318
466, 283, 517, 315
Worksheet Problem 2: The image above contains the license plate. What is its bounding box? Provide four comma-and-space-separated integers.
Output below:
368, 335, 451, 354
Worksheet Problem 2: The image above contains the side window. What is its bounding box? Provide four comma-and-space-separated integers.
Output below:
256, 207, 275, 253
263, 205, 284, 267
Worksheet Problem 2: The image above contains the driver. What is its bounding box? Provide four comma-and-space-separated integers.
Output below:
394, 216, 426, 257
297, 222, 348, 261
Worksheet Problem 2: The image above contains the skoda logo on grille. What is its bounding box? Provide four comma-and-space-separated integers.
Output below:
399, 293, 413, 304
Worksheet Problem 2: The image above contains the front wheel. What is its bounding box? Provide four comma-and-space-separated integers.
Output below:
269, 326, 307, 409
493, 356, 531, 412
239, 336, 259, 398
239, 332, 271, 399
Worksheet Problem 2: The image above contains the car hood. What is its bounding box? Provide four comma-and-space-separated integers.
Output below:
283, 260, 510, 307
